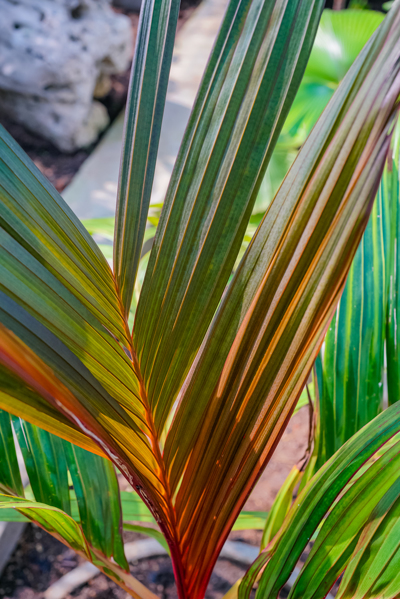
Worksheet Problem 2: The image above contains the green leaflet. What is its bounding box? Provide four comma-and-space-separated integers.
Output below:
120, 490, 155, 523
134, 0, 325, 434
337, 478, 400, 599
0, 494, 92, 558
83, 218, 115, 241
64, 442, 128, 571
234, 512, 268, 531
13, 418, 70, 514
308, 184, 390, 474
385, 122, 400, 405
261, 466, 302, 549
0, 509, 28, 522
123, 523, 171, 552
114, 0, 180, 316
239, 402, 400, 599
0, 410, 23, 496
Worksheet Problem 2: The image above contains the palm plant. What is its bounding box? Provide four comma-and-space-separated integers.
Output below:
1, 1, 400, 599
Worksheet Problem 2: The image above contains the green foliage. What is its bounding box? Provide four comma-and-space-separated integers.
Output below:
0, 2, 400, 599
240, 404, 400, 599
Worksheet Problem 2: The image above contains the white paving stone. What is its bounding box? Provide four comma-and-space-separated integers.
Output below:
63, 0, 229, 220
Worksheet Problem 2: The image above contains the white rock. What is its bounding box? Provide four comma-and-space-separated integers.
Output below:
0, 0, 132, 151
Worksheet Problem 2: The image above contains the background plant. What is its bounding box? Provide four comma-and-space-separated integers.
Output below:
0, 2, 400, 599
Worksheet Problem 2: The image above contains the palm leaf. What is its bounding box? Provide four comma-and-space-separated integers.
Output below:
0, 410, 23, 496
163, 8, 400, 594
239, 402, 400, 599
114, 0, 180, 316
0, 1, 400, 598
133, 0, 326, 436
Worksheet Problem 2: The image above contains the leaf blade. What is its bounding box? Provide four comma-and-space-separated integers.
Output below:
238, 402, 400, 599
164, 7, 400, 594
114, 0, 180, 316
134, 0, 326, 434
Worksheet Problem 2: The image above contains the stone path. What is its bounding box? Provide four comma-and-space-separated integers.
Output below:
63, 0, 229, 220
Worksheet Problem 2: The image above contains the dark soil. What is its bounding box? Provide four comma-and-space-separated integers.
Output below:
0, 532, 247, 599
0, 525, 79, 599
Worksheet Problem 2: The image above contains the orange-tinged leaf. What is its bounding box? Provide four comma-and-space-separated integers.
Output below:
163, 5, 400, 596
133, 0, 325, 438
0, 324, 108, 458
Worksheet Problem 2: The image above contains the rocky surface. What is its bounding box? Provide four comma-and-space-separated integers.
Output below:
0, 0, 132, 151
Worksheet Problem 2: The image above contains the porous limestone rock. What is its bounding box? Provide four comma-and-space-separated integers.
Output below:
0, 0, 132, 151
